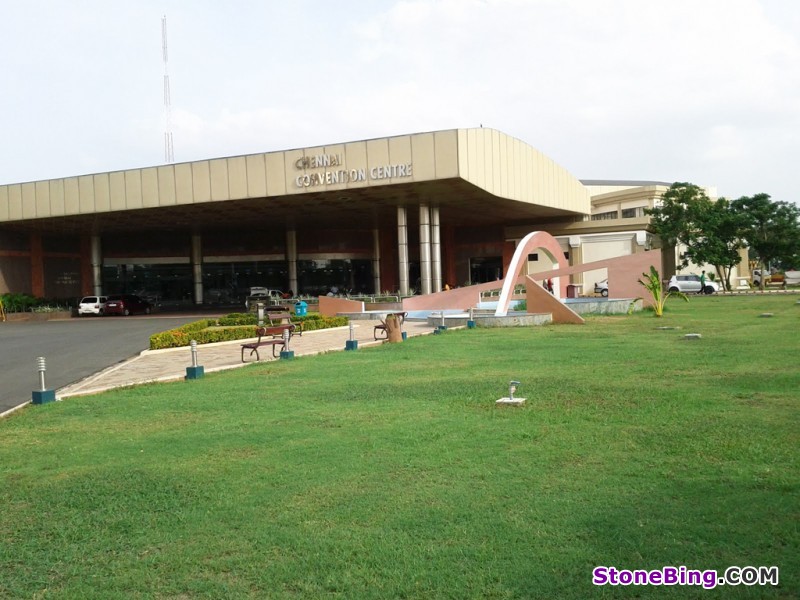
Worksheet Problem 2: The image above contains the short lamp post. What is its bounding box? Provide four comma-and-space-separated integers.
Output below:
434, 311, 447, 334
185, 340, 205, 380
280, 328, 294, 360
467, 307, 476, 329
345, 321, 358, 351
31, 356, 56, 405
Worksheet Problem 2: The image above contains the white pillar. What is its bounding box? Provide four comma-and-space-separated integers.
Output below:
90, 235, 102, 296
419, 203, 431, 295
397, 206, 409, 296
431, 205, 441, 292
191, 234, 203, 305
286, 229, 298, 295
372, 228, 381, 294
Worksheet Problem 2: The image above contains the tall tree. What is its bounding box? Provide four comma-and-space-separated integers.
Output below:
731, 194, 800, 288
647, 183, 745, 290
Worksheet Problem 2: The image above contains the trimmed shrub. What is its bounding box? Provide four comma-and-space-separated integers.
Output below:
218, 313, 257, 326
297, 315, 348, 331
149, 315, 349, 349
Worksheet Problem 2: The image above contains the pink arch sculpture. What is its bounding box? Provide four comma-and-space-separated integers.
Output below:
495, 231, 565, 316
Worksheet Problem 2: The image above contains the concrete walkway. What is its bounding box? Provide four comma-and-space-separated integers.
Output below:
57, 320, 436, 400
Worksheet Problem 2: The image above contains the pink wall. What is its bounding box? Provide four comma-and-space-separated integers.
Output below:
318, 296, 364, 317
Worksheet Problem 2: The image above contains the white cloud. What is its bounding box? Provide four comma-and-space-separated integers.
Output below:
0, 0, 797, 203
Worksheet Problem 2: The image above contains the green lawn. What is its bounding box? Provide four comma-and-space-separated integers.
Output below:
1, 295, 798, 599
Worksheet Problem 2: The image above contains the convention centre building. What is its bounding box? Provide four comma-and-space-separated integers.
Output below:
0, 128, 705, 305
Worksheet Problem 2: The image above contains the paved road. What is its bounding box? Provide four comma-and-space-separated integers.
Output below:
0, 314, 215, 414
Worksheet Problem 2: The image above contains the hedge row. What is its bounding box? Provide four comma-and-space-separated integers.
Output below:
149, 314, 349, 350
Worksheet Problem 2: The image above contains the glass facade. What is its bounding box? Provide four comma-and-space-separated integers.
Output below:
203, 261, 287, 304
103, 263, 193, 305
298, 259, 372, 296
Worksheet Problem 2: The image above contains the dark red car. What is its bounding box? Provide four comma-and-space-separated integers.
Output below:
103, 294, 152, 316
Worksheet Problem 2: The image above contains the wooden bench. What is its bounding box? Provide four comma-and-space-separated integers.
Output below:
267, 311, 295, 324
374, 312, 407, 340
241, 324, 296, 362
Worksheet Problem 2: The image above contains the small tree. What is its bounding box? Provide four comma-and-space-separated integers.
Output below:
647, 183, 746, 290
638, 266, 688, 317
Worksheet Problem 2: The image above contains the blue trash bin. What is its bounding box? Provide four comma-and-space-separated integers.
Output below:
294, 300, 308, 317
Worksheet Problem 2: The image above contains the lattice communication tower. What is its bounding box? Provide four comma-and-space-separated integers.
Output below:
162, 15, 174, 163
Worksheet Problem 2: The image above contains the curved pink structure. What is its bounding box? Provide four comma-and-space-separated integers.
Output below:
495, 231, 565, 316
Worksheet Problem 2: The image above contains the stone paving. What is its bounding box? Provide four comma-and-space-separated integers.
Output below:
57, 320, 436, 400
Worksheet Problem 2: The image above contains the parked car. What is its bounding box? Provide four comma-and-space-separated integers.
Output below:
667, 274, 719, 294
77, 295, 107, 316
103, 294, 152, 316
244, 288, 284, 310
594, 279, 609, 297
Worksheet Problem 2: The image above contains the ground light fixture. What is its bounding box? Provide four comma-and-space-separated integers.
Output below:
32, 356, 56, 405
345, 322, 358, 351
496, 380, 525, 406
185, 339, 205, 380
280, 328, 294, 360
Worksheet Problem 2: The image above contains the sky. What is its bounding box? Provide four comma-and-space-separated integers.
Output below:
1, 0, 799, 204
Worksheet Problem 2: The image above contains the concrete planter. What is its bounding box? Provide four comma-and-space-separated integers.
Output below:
5, 310, 74, 322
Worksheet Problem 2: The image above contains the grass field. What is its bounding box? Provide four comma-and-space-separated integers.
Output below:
1, 295, 798, 598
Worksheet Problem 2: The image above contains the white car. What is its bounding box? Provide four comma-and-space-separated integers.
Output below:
594, 279, 609, 297
667, 274, 719, 294
244, 288, 284, 309
77, 295, 107, 316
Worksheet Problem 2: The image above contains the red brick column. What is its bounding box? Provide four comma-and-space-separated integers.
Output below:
30, 233, 45, 297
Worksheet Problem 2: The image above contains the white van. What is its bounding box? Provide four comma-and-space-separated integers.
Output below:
77, 295, 108, 316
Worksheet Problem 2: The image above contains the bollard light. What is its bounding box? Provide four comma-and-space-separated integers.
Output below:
345, 321, 358, 351
257, 304, 265, 327
435, 310, 447, 333
37, 356, 47, 391
280, 327, 295, 359
185, 339, 204, 380
32, 356, 56, 405
509, 380, 520, 400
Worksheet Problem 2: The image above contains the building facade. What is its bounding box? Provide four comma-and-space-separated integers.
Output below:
0, 128, 732, 305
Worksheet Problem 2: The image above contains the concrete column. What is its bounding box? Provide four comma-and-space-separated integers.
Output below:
191, 234, 203, 305
419, 203, 431, 295
91, 235, 103, 295
431, 205, 442, 292
633, 231, 648, 254
738, 247, 751, 278
372, 228, 381, 294
568, 236, 583, 285
397, 206, 409, 296
286, 229, 298, 295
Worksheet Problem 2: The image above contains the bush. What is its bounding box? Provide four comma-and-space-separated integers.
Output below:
218, 313, 257, 326
296, 315, 348, 331
0, 293, 40, 313
149, 315, 349, 349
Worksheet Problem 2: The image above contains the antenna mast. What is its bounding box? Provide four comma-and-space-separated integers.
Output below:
162, 15, 174, 163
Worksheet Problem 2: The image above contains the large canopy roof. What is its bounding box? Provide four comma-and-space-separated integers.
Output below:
0, 128, 590, 234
